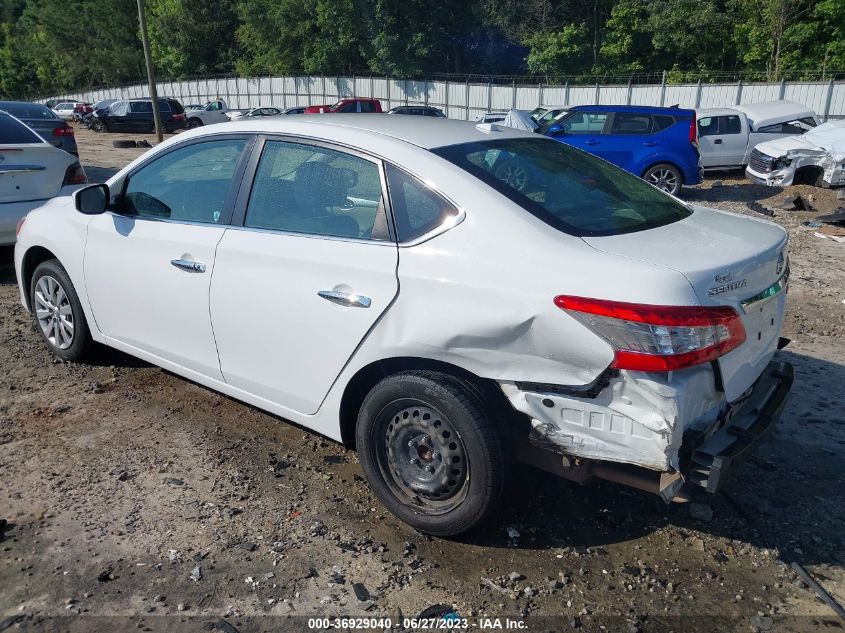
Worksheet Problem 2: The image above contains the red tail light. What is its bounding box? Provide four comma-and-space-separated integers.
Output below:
554, 295, 746, 372
689, 113, 699, 148
62, 162, 88, 186
53, 126, 75, 137
172, 113, 185, 121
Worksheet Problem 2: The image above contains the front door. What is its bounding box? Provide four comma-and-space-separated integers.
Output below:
84, 137, 251, 379
552, 111, 610, 161
211, 138, 399, 415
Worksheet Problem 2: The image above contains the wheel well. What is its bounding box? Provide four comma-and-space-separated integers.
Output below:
793, 165, 823, 186
338, 357, 521, 448
20, 246, 58, 310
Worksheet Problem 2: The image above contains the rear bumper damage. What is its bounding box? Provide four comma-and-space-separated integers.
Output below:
501, 358, 793, 501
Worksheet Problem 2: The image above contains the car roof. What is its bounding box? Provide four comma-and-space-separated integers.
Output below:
696, 108, 739, 117
571, 104, 694, 115
189, 114, 533, 150
733, 100, 816, 126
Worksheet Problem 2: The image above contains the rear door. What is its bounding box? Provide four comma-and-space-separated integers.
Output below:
210, 137, 399, 415
601, 112, 657, 169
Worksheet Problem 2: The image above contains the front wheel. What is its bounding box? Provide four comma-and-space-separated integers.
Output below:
90, 119, 106, 132
643, 163, 683, 196
30, 260, 93, 362
356, 371, 507, 536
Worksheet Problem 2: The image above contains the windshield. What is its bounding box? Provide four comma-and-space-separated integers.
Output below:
432, 138, 691, 237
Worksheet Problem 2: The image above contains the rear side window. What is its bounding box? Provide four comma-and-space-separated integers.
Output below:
721, 115, 742, 134
758, 118, 816, 134
610, 113, 651, 134
653, 115, 675, 132
245, 140, 388, 240
0, 103, 57, 120
0, 112, 43, 144
131, 101, 151, 113
433, 138, 691, 237
386, 164, 459, 241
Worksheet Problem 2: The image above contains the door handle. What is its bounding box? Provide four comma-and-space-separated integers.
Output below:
714, 139, 723, 144
170, 259, 206, 273
318, 290, 371, 308
643, 141, 657, 147
584, 139, 599, 145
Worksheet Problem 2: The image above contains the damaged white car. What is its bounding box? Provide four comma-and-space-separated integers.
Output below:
15, 116, 793, 536
746, 119, 845, 188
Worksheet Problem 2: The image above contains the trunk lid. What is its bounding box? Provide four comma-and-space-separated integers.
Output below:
582, 206, 788, 401
0, 144, 74, 203
19, 118, 64, 148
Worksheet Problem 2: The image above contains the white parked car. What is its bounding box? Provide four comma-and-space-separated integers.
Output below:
185, 99, 229, 128
52, 102, 81, 121
14, 116, 793, 535
228, 107, 284, 120
697, 100, 820, 170
1, 111, 86, 245
746, 119, 845, 188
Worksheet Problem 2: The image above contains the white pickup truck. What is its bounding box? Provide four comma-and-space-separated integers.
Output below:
696, 101, 820, 170
184, 100, 229, 128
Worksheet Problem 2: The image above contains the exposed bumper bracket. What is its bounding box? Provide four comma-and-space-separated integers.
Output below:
685, 361, 793, 493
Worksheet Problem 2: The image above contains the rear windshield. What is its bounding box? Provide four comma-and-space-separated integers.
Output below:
0, 102, 57, 120
0, 112, 43, 144
432, 137, 691, 237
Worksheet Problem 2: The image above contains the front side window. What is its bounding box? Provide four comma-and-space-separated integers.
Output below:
121, 139, 247, 223
385, 164, 459, 241
245, 140, 388, 240
545, 111, 607, 135
360, 101, 377, 113
433, 138, 691, 237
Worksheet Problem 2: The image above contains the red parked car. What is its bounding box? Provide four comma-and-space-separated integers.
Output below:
304, 98, 382, 114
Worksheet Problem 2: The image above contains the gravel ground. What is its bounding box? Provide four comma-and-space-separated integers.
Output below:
1, 127, 844, 632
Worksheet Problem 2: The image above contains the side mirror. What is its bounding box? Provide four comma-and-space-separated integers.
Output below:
75, 183, 109, 215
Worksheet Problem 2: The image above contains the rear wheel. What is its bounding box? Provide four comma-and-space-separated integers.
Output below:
356, 371, 507, 536
643, 163, 683, 196
30, 260, 93, 362
187, 118, 202, 129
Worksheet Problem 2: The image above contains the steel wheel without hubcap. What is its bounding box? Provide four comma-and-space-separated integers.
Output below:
376, 401, 469, 514
34, 275, 74, 350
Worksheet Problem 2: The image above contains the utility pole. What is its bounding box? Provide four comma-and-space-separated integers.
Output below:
136, 0, 163, 142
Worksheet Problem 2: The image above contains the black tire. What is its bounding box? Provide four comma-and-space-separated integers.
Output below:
30, 259, 93, 362
643, 163, 683, 196
356, 370, 507, 536
112, 140, 137, 149
90, 119, 106, 132
187, 118, 202, 128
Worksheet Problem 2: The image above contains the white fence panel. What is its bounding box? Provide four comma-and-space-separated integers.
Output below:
784, 82, 828, 114
663, 85, 697, 108
598, 85, 628, 105
567, 86, 595, 105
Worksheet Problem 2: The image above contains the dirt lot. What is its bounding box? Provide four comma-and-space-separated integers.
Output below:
1, 127, 844, 632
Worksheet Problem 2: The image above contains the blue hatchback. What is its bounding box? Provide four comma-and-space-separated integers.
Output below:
540, 105, 702, 196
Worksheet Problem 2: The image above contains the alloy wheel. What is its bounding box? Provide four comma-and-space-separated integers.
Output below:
34, 275, 74, 350
646, 168, 679, 194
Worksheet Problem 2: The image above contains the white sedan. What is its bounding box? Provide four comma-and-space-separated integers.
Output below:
1, 110, 87, 245
14, 115, 793, 535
